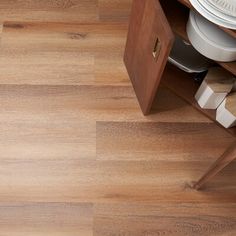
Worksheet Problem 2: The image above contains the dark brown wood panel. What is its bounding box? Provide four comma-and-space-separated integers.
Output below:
124, 0, 174, 114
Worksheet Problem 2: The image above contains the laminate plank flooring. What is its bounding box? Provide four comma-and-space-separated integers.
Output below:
0, 0, 235, 235
0, 203, 93, 235
0, 21, 128, 86
0, 0, 99, 23
96, 121, 234, 161
94, 203, 236, 236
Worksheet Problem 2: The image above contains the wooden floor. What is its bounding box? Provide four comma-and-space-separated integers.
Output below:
0, 0, 235, 235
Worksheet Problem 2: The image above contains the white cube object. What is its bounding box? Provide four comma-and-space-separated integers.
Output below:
195, 67, 235, 109
216, 93, 236, 128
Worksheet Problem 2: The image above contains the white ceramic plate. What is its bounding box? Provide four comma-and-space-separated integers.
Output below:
201, 0, 236, 23
206, 0, 236, 17
190, 0, 236, 29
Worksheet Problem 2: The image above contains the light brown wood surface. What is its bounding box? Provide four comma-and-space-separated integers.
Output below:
226, 93, 236, 116
94, 203, 236, 236
0, 0, 235, 235
0, 203, 93, 235
204, 67, 235, 93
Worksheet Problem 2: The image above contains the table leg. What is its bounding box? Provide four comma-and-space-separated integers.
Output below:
194, 141, 236, 190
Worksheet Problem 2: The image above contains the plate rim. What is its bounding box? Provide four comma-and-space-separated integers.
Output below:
189, 0, 236, 29
201, 0, 236, 23
206, 0, 236, 17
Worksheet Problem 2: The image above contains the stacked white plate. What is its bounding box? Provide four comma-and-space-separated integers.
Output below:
189, 0, 236, 29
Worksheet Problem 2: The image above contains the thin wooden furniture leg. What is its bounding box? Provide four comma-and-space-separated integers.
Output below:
194, 141, 236, 190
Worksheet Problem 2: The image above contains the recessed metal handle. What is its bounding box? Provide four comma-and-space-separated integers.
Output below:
152, 37, 161, 61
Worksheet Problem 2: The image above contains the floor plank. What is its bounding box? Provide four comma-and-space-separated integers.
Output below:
0, 0, 99, 23
0, 202, 93, 235
0, 22, 128, 86
0, 158, 235, 203
0, 85, 211, 125
0, 84, 210, 164
94, 203, 236, 236
97, 121, 234, 161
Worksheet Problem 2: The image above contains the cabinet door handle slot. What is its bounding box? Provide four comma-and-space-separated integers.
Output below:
152, 37, 161, 60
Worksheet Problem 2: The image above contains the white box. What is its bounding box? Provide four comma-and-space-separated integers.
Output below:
216, 93, 236, 128
195, 67, 235, 109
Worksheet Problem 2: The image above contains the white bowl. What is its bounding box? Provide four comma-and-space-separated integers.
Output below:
187, 10, 236, 62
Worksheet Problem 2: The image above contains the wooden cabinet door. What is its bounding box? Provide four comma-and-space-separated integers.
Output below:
124, 0, 174, 115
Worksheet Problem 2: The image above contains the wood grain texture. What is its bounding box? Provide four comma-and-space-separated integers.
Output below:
226, 93, 236, 116
0, 203, 93, 235
97, 121, 233, 161
0, 84, 234, 204
0, 0, 235, 235
1, 159, 236, 203
0, 0, 99, 23
0, 21, 128, 86
98, 0, 132, 21
94, 203, 236, 236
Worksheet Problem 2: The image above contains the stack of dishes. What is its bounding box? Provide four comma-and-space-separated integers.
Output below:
189, 0, 236, 29
187, 10, 236, 61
